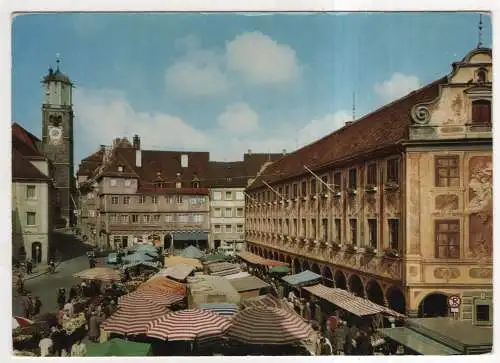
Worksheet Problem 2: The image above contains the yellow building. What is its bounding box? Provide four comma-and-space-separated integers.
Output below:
245, 47, 492, 323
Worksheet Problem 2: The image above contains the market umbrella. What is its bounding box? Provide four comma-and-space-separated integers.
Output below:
86, 338, 152, 356
12, 316, 34, 330
102, 304, 169, 335
226, 306, 314, 345
270, 265, 291, 274
118, 288, 185, 309
180, 245, 204, 259
73, 267, 121, 282
243, 293, 293, 311
146, 309, 231, 342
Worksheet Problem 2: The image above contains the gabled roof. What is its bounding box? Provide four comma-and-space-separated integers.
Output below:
248, 76, 447, 190
205, 161, 248, 188
12, 123, 45, 159
12, 148, 50, 182
243, 153, 284, 176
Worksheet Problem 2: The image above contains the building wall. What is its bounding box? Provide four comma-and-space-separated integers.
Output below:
209, 188, 246, 250
12, 181, 50, 263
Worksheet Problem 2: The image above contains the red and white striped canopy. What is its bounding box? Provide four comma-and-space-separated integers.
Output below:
146, 309, 231, 342
118, 288, 184, 309
73, 267, 121, 282
226, 306, 314, 345
101, 304, 169, 335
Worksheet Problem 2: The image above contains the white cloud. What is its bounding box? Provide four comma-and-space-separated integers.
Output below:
296, 111, 352, 147
165, 32, 301, 96
217, 103, 259, 134
73, 88, 208, 154
164, 49, 230, 97
374, 73, 420, 102
74, 88, 349, 164
226, 31, 301, 84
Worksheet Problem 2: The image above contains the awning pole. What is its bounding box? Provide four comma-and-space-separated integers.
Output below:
262, 181, 285, 200
303, 165, 336, 193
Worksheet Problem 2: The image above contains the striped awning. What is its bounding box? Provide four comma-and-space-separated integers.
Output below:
199, 303, 240, 319
282, 270, 322, 287
226, 306, 314, 345
163, 263, 195, 281
102, 304, 169, 335
146, 309, 232, 342
303, 284, 406, 318
236, 251, 267, 265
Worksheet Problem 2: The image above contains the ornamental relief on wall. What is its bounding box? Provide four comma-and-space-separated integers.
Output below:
469, 268, 492, 279
467, 156, 493, 260
433, 267, 460, 281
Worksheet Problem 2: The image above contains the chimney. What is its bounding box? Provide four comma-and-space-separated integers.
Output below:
345, 121, 353, 127
181, 154, 188, 168
282, 149, 287, 155
100, 145, 105, 152
135, 149, 142, 168
113, 138, 121, 148
133, 134, 141, 150
248, 149, 252, 155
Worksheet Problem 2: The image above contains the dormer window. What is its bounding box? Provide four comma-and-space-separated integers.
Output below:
117, 166, 123, 172
176, 182, 182, 189
472, 100, 491, 125
156, 171, 161, 178
192, 181, 200, 188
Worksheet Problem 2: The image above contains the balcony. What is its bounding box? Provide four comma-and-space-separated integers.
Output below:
344, 244, 358, 254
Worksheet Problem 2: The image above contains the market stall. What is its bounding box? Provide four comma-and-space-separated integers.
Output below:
102, 304, 170, 336
229, 275, 270, 299
86, 338, 153, 356
162, 263, 195, 281
73, 267, 121, 283
165, 256, 203, 270
188, 275, 241, 306
198, 303, 240, 320
242, 293, 293, 311
207, 262, 242, 277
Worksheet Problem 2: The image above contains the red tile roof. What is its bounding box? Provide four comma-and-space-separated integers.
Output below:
12, 123, 45, 159
12, 148, 51, 182
205, 161, 249, 188
248, 76, 448, 190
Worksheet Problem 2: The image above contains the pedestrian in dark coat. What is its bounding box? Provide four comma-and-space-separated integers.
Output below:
69, 286, 78, 301
57, 288, 66, 308
34, 296, 42, 315
343, 326, 355, 356
50, 326, 66, 357
356, 331, 374, 355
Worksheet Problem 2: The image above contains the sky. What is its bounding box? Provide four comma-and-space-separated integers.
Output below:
11, 12, 492, 166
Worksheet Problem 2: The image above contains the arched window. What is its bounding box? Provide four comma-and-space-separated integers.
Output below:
477, 69, 487, 83
192, 181, 200, 188
472, 100, 491, 125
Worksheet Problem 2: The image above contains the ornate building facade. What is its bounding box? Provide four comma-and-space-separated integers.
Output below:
245, 47, 492, 322
77, 137, 211, 250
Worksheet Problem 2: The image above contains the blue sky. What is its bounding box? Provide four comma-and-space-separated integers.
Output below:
12, 12, 492, 165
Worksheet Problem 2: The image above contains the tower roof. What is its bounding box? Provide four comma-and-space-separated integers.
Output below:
42, 67, 72, 85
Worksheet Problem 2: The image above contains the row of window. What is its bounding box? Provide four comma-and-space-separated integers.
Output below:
213, 224, 244, 234
251, 155, 463, 202
109, 195, 207, 205
249, 218, 400, 250
213, 207, 244, 218
109, 213, 205, 224
249, 218, 461, 259
212, 191, 245, 201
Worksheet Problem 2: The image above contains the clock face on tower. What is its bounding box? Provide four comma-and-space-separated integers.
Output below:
48, 126, 63, 144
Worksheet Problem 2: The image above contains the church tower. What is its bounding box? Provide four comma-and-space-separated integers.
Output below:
41, 58, 75, 227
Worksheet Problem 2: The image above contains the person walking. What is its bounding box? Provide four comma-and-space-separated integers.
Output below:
88, 311, 101, 343
16, 274, 24, 295
33, 296, 42, 316
38, 334, 53, 357
26, 259, 33, 275
57, 288, 66, 308
50, 326, 65, 357
343, 325, 355, 356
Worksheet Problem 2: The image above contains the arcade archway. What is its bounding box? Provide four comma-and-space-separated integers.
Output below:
311, 263, 321, 275
302, 260, 310, 271
387, 287, 406, 314
365, 280, 385, 306
31, 242, 42, 264
273, 251, 279, 260
293, 259, 301, 274
348, 274, 365, 297
334, 270, 347, 290
418, 293, 449, 318
323, 266, 334, 287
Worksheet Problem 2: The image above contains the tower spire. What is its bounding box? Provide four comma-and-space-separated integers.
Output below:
56, 53, 61, 71
477, 14, 483, 48
352, 92, 356, 121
